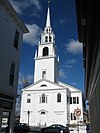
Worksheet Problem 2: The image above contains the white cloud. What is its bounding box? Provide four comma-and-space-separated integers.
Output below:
23, 24, 42, 45
9, 0, 41, 15
67, 59, 77, 65
59, 69, 66, 79
65, 65, 73, 69
9, 0, 22, 14
64, 59, 77, 69
31, 0, 41, 11
18, 72, 33, 87
66, 39, 82, 54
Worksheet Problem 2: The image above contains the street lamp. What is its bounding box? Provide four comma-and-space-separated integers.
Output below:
27, 110, 30, 125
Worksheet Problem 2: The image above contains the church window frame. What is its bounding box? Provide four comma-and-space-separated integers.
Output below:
45, 36, 48, 42
43, 47, 49, 56
42, 93, 45, 103
40, 94, 47, 103
49, 36, 52, 42
46, 29, 48, 33
9, 62, 15, 86
73, 97, 76, 104
40, 84, 47, 87
27, 99, 31, 103
70, 97, 72, 104
71, 113, 76, 120
42, 70, 46, 78
14, 30, 19, 49
77, 97, 79, 104
57, 93, 61, 102
41, 111, 46, 115
27, 94, 31, 103
46, 96, 47, 103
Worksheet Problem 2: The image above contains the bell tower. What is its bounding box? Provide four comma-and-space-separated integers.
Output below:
34, 1, 59, 83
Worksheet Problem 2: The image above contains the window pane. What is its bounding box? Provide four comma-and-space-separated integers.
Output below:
43, 47, 49, 56
42, 71, 46, 78
70, 97, 72, 104
73, 97, 76, 104
46, 29, 48, 33
40, 84, 47, 87
71, 113, 73, 120
42, 94, 45, 103
9, 63, 15, 86
10, 64, 15, 74
77, 97, 79, 104
14, 30, 19, 49
41, 112, 45, 114
46, 97, 47, 103
45, 36, 48, 42
49, 36, 52, 42
57, 93, 61, 102
27, 99, 30, 103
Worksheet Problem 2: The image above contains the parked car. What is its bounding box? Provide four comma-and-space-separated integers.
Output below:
5, 123, 30, 133
41, 124, 70, 133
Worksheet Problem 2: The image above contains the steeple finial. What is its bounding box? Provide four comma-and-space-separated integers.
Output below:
48, 0, 50, 7
46, 0, 51, 27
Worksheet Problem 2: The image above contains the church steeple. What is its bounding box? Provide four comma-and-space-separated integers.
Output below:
39, 1, 55, 45
46, 2, 51, 27
34, 0, 59, 83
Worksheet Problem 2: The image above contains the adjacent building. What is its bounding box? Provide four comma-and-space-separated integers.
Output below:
20, 5, 84, 127
76, 0, 100, 132
0, 0, 29, 132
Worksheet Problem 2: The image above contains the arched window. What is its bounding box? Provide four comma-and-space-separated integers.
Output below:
45, 36, 48, 42
49, 36, 52, 42
41, 111, 45, 114
27, 94, 31, 103
57, 93, 61, 102
43, 47, 49, 56
40, 94, 47, 103
40, 84, 47, 87
9, 62, 15, 86
46, 29, 48, 33
42, 94, 45, 103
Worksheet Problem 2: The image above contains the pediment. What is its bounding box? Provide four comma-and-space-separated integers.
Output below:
22, 79, 64, 91
38, 109, 48, 113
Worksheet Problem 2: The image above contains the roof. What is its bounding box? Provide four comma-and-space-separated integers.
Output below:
58, 81, 82, 92
22, 79, 81, 93
0, 0, 29, 34
22, 79, 65, 91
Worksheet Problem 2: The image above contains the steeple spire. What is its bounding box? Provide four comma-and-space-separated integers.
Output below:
46, 0, 51, 27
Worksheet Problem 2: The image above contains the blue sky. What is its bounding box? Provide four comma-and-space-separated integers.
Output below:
9, 0, 84, 92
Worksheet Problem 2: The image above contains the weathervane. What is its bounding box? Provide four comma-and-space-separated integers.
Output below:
48, 0, 50, 7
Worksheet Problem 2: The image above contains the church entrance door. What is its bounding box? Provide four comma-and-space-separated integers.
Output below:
40, 112, 47, 126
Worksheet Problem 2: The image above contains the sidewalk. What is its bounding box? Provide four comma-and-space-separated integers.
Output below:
69, 125, 86, 133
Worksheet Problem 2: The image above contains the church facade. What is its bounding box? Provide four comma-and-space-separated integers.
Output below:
20, 4, 83, 127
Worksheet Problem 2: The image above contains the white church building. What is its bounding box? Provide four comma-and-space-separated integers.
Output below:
20, 4, 84, 127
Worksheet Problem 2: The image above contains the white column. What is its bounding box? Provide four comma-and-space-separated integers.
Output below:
0, 109, 3, 133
